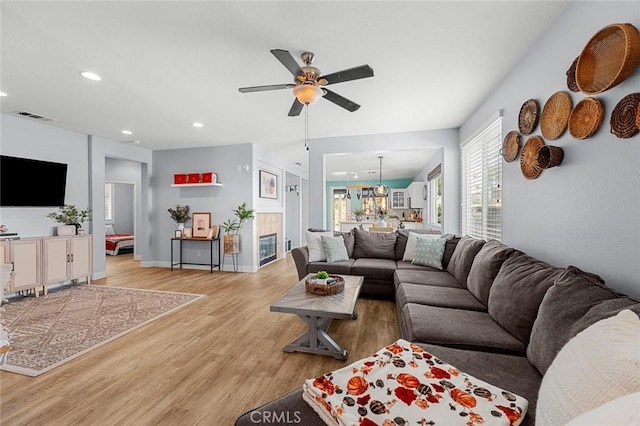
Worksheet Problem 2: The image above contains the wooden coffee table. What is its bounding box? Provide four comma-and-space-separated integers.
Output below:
270, 274, 363, 360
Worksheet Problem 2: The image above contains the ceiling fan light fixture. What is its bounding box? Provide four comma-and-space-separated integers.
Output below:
293, 84, 323, 105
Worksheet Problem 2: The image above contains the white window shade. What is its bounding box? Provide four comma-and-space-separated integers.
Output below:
104, 183, 114, 222
461, 118, 502, 241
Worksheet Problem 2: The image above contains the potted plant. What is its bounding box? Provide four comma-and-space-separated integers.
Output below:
352, 208, 365, 222
167, 204, 190, 230
222, 202, 255, 254
47, 204, 92, 234
377, 209, 388, 227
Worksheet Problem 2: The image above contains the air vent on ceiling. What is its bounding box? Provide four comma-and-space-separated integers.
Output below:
13, 111, 56, 122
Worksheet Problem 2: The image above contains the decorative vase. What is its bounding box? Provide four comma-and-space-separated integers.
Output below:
224, 234, 240, 254
177, 223, 185, 231
356, 215, 363, 222
377, 218, 387, 227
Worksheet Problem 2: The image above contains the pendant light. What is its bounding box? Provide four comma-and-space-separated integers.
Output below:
374, 156, 388, 196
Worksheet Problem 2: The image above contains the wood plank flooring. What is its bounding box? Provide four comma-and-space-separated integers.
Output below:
0, 253, 400, 425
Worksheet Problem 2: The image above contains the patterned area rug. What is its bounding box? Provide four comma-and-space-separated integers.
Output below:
0, 285, 204, 376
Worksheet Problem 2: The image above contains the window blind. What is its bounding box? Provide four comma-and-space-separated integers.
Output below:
104, 183, 113, 222
461, 117, 502, 241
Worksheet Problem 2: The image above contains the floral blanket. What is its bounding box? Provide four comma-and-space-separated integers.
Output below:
303, 339, 528, 426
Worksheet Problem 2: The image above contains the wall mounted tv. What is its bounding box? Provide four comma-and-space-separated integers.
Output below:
0, 155, 68, 207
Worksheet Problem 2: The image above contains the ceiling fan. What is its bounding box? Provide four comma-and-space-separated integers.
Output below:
238, 49, 374, 117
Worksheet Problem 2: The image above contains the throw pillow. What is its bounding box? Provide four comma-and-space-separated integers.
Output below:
411, 237, 446, 269
352, 228, 397, 260
402, 232, 440, 261
536, 310, 640, 426
305, 230, 333, 262
321, 235, 349, 263
105, 224, 115, 235
466, 240, 514, 306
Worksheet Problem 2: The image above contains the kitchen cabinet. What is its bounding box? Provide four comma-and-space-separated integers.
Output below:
0, 238, 43, 296
43, 235, 92, 292
390, 189, 409, 209
407, 182, 426, 208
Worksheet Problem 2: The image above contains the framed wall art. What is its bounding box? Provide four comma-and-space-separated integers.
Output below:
259, 170, 278, 200
192, 212, 211, 238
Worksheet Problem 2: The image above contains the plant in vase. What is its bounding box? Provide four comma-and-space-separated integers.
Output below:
47, 204, 92, 234
222, 202, 255, 254
168, 204, 190, 230
377, 209, 388, 227
352, 208, 365, 222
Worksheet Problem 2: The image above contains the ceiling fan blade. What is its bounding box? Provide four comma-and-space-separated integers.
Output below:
238, 84, 293, 93
270, 49, 303, 76
288, 99, 304, 117
322, 89, 361, 112
319, 64, 374, 85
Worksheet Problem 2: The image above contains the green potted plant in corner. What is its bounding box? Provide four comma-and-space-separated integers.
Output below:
167, 204, 190, 230
47, 204, 92, 235
222, 202, 255, 254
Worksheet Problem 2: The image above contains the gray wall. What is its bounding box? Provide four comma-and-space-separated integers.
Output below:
308, 128, 460, 234
460, 1, 640, 298
285, 172, 301, 249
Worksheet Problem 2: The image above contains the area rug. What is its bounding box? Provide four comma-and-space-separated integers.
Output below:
0, 285, 205, 376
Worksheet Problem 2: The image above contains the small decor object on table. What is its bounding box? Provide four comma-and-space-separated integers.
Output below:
305, 272, 345, 295
167, 204, 190, 230
47, 204, 92, 235
174, 230, 182, 238
518, 98, 540, 135
191, 212, 211, 238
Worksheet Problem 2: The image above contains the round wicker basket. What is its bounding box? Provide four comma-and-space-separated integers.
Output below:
566, 56, 580, 92
576, 23, 640, 94
637, 101, 640, 132
610, 93, 640, 139
518, 99, 540, 135
501, 131, 521, 162
520, 136, 545, 180
537, 145, 564, 169
305, 275, 345, 296
568, 97, 604, 139
541, 91, 572, 140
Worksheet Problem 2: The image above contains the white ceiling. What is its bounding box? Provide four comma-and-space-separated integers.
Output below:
1, 1, 570, 178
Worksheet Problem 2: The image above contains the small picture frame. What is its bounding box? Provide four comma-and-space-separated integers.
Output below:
192, 212, 211, 238
259, 170, 278, 199
183, 227, 192, 238
174, 230, 182, 238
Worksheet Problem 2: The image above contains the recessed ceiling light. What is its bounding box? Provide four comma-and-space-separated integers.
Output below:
121, 130, 133, 135
80, 71, 101, 81
0, 91, 7, 97
192, 122, 204, 128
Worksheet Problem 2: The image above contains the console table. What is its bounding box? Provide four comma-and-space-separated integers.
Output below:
170, 237, 221, 273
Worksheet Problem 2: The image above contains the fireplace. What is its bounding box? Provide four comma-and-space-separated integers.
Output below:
259, 233, 277, 266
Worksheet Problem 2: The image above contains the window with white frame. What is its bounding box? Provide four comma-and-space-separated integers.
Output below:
104, 183, 114, 223
461, 117, 502, 241
427, 165, 442, 227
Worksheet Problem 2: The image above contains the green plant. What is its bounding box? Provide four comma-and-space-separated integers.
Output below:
315, 271, 329, 279
352, 208, 365, 216
221, 219, 240, 235
167, 204, 190, 224
47, 204, 92, 225
232, 202, 255, 233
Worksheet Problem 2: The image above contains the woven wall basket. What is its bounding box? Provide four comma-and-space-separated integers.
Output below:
520, 136, 545, 180
566, 56, 580, 92
569, 97, 604, 139
537, 145, 564, 169
637, 101, 640, 131
541, 91, 572, 140
518, 99, 540, 135
501, 131, 521, 162
610, 93, 640, 138
576, 23, 640, 94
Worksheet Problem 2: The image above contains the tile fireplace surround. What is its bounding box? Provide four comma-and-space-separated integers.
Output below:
256, 213, 282, 267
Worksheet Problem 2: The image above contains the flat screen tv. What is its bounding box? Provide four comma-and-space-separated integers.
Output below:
0, 155, 68, 207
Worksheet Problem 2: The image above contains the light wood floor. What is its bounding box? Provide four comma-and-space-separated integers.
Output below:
0, 252, 400, 425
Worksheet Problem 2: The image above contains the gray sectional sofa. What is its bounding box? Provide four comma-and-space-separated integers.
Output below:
237, 231, 640, 426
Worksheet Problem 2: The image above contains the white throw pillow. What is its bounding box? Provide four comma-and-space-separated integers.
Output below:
402, 232, 441, 261
536, 309, 640, 426
565, 392, 640, 426
305, 230, 333, 262
105, 224, 115, 235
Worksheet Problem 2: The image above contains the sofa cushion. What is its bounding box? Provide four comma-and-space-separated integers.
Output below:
418, 343, 541, 426
527, 266, 634, 375
305, 230, 333, 262
488, 251, 563, 345
396, 283, 487, 312
446, 235, 485, 287
401, 303, 527, 354
394, 269, 462, 289
466, 240, 514, 306
536, 310, 640, 426
352, 228, 397, 260
351, 258, 397, 281
394, 228, 442, 260
411, 236, 446, 269
395, 260, 439, 271
321, 235, 349, 263
308, 259, 354, 276
336, 229, 355, 258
